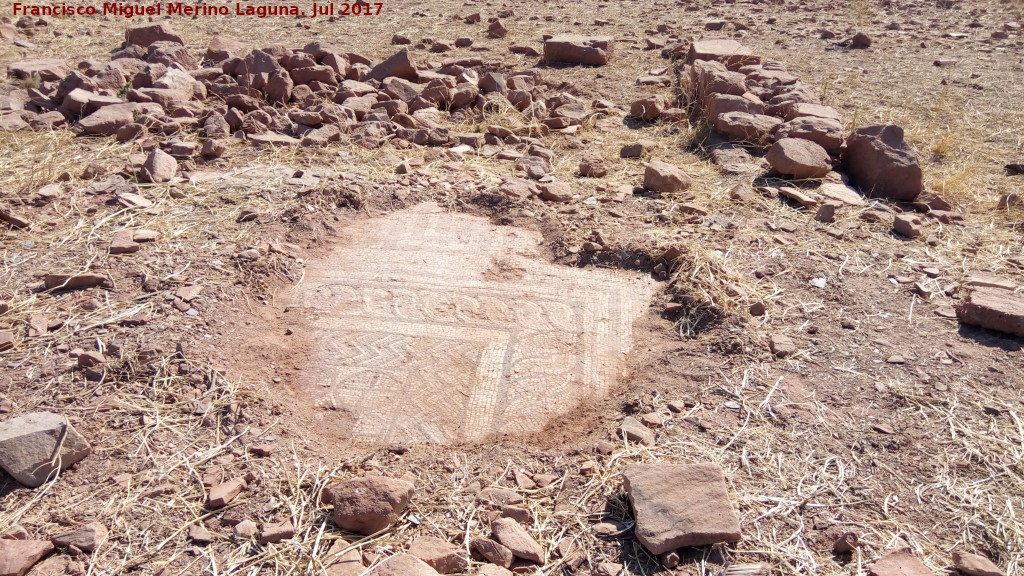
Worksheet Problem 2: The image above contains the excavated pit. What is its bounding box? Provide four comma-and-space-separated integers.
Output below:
285, 203, 656, 444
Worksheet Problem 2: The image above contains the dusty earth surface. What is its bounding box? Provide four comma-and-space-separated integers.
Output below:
1, 0, 1023, 575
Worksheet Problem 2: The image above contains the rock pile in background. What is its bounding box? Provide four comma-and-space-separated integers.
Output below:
1, 25, 647, 212
680, 36, 925, 203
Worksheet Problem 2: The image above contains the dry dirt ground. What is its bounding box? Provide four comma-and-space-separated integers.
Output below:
1, 0, 1024, 575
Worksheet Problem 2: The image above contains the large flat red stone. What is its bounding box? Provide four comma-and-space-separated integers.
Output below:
624, 463, 741, 554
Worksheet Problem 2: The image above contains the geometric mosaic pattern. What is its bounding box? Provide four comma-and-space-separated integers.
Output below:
291, 203, 655, 444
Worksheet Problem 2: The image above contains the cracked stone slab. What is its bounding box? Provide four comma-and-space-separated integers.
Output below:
290, 203, 654, 444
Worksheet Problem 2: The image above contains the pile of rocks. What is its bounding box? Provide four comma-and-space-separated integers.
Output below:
1, 24, 619, 166
670, 38, 1024, 338
0, 25, 643, 219
320, 474, 554, 575
671, 38, 959, 233
680, 38, 922, 195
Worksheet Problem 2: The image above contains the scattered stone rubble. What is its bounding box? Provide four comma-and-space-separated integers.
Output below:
1, 25, 649, 219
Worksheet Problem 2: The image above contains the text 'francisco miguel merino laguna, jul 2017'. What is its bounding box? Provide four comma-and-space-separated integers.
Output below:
10, 2, 384, 18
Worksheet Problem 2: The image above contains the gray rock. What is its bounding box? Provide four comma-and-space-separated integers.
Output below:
0, 412, 91, 487
618, 416, 655, 446
51, 521, 108, 552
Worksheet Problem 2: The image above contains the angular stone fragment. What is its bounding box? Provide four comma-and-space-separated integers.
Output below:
367, 49, 417, 82
868, 548, 935, 576
325, 476, 415, 535
490, 518, 544, 564
893, 214, 923, 238
618, 416, 655, 446
207, 36, 246, 61
956, 288, 1024, 337
712, 147, 761, 174
43, 273, 106, 290
0, 540, 53, 576
775, 116, 844, 153
382, 77, 423, 102
0, 208, 30, 229
265, 70, 293, 106
239, 49, 281, 75
621, 140, 654, 159
579, 155, 608, 177
644, 161, 692, 193
706, 93, 764, 118
471, 537, 514, 568
208, 478, 246, 507
126, 23, 183, 47
109, 230, 140, 254
714, 112, 781, 145
0, 331, 14, 352
259, 520, 294, 545
778, 186, 819, 208
51, 522, 107, 552
686, 38, 759, 69
766, 138, 831, 179
140, 149, 176, 183
630, 95, 670, 121
324, 542, 363, 576
0, 412, 91, 487
369, 554, 440, 576
624, 463, 741, 555
477, 567, 513, 576
488, 20, 508, 39
188, 524, 212, 545
146, 41, 198, 70
408, 536, 468, 574
0, 114, 29, 132
817, 182, 865, 206
951, 551, 1002, 576
544, 35, 615, 66
964, 272, 1016, 291
536, 182, 572, 203
22, 555, 83, 576
515, 156, 550, 180
691, 59, 746, 101
7, 59, 68, 82
233, 520, 257, 539
769, 334, 797, 357
249, 133, 301, 147
76, 103, 139, 136
594, 563, 624, 576
783, 102, 841, 122
477, 487, 523, 507
842, 125, 923, 201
